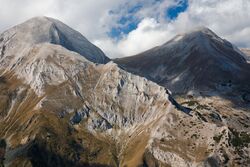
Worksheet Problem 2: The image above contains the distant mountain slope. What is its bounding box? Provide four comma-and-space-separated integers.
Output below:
115, 28, 250, 95
0, 16, 109, 64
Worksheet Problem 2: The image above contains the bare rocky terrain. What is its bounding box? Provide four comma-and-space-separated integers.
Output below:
0, 17, 249, 167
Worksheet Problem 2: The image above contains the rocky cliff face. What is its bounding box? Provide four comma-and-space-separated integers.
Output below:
0, 18, 249, 167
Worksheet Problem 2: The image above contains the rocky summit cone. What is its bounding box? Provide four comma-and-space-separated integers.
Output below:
0, 16, 109, 64
115, 27, 250, 95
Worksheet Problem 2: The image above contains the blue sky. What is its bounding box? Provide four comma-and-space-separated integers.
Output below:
109, 0, 189, 39
166, 0, 188, 20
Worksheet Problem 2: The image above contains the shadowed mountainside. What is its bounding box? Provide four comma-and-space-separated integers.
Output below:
115, 28, 250, 97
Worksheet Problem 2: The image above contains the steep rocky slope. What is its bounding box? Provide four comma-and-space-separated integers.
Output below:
0, 43, 172, 166
0, 18, 249, 167
115, 28, 250, 95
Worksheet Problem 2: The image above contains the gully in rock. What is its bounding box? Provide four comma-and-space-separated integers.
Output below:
165, 88, 192, 116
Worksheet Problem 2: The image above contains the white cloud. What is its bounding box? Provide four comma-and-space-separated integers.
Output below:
0, 0, 250, 58
0, 0, 123, 40
95, 0, 250, 58
172, 0, 250, 48
94, 18, 174, 57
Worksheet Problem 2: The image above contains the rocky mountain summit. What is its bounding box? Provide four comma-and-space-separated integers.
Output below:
115, 27, 250, 96
0, 17, 250, 167
0, 16, 109, 64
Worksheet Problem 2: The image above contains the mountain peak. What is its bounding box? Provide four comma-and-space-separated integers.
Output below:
25, 16, 51, 22
190, 26, 214, 33
115, 27, 250, 94
164, 27, 223, 46
0, 16, 109, 64
25, 16, 71, 29
187, 26, 221, 40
